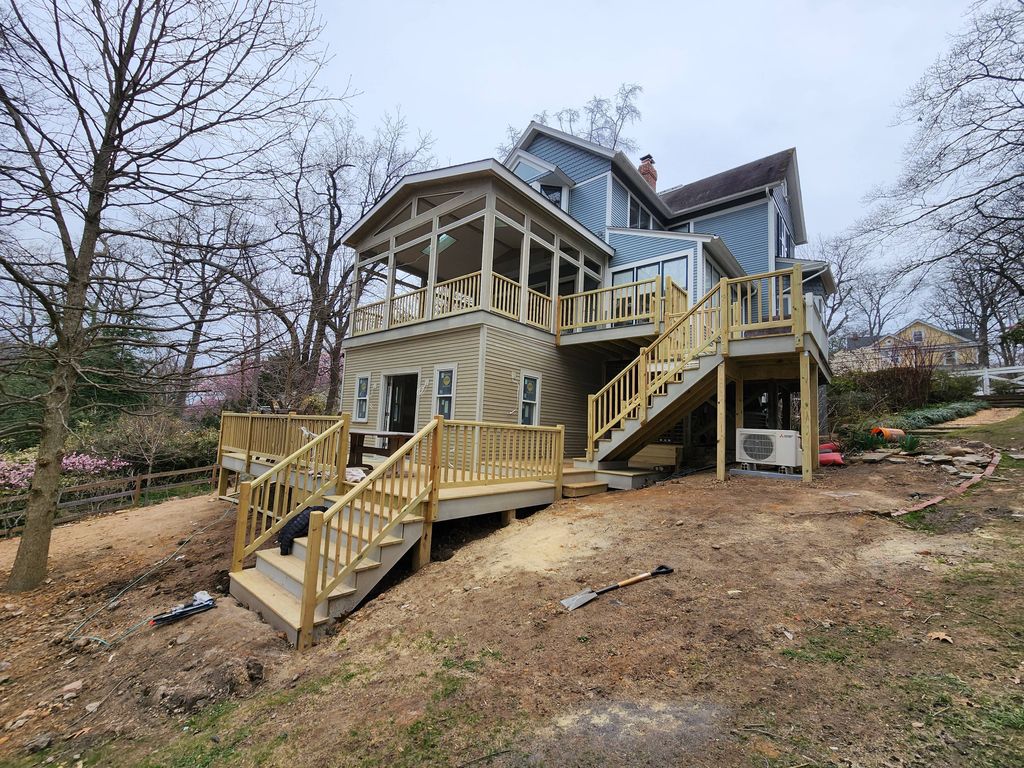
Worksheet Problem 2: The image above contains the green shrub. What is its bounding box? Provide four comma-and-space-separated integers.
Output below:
929, 371, 979, 404
898, 434, 922, 452
886, 401, 985, 431
842, 432, 886, 453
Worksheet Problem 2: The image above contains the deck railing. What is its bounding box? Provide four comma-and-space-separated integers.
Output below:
587, 284, 723, 458
231, 415, 350, 572
585, 266, 812, 459
439, 420, 563, 487
218, 412, 346, 469
433, 271, 482, 318
558, 277, 661, 334
664, 276, 688, 321
526, 288, 553, 330
389, 289, 427, 327
491, 273, 521, 320
298, 418, 440, 647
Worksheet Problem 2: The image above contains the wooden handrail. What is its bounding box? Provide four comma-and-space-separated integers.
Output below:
230, 414, 350, 572
558, 277, 661, 333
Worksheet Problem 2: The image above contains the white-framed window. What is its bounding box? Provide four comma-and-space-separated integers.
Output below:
354, 375, 370, 422
912, 329, 924, 343
628, 193, 655, 230
944, 349, 957, 366
519, 372, 541, 426
434, 365, 456, 419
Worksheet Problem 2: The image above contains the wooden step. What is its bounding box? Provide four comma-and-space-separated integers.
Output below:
322, 496, 425, 525
255, 549, 365, 599
230, 569, 330, 643
562, 481, 608, 498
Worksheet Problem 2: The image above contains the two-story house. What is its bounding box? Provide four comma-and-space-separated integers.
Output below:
223, 123, 835, 646
340, 122, 832, 474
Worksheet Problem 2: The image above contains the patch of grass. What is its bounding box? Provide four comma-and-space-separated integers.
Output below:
781, 624, 897, 666
440, 656, 481, 673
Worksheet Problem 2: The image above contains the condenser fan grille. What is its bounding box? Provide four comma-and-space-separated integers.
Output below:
742, 433, 775, 462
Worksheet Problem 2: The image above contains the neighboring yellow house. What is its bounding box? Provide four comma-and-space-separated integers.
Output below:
834, 319, 979, 373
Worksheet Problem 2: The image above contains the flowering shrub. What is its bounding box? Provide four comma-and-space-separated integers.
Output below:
0, 452, 129, 490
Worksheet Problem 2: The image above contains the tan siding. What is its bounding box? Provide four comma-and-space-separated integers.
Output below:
342, 327, 482, 430
481, 327, 605, 458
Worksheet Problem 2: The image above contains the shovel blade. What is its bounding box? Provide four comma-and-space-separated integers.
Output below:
560, 589, 598, 611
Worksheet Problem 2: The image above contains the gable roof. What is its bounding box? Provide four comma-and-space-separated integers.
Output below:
891, 318, 977, 344
659, 149, 808, 244
341, 158, 614, 255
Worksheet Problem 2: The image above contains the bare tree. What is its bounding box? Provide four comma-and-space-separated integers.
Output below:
498, 83, 644, 155
0, 0, 330, 591
806, 233, 860, 340
869, 0, 1024, 288
207, 111, 434, 412
845, 267, 919, 338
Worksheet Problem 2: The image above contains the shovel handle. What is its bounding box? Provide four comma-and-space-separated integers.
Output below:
609, 565, 675, 591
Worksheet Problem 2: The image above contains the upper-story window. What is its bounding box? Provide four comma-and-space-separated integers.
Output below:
912, 329, 924, 343
540, 184, 562, 207
775, 209, 792, 259
628, 194, 654, 230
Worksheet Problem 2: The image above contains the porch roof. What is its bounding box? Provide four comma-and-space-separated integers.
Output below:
342, 158, 615, 256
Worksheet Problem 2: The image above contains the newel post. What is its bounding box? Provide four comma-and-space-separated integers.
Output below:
554, 425, 565, 499
586, 394, 595, 462
297, 509, 324, 650
231, 481, 252, 573
639, 347, 649, 424
719, 277, 730, 357
413, 416, 443, 572
792, 263, 804, 349
243, 413, 255, 474
336, 413, 351, 485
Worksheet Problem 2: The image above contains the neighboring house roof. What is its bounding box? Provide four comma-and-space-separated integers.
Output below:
659, 149, 807, 244
890, 318, 977, 345
342, 158, 614, 256
844, 334, 880, 351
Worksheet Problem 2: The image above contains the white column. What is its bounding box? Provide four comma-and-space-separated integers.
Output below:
424, 229, 438, 321
480, 199, 495, 312
519, 228, 530, 324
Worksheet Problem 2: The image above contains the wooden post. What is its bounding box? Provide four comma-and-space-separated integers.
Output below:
297, 510, 324, 650
132, 475, 143, 506
336, 413, 351, 487
734, 372, 744, 430
639, 347, 649, 424
800, 351, 813, 483
716, 363, 727, 481
500, 509, 515, 526
792, 263, 804, 350
413, 417, 442, 571
811, 359, 821, 469
231, 481, 252, 572
555, 295, 562, 344
554, 425, 565, 498
719, 278, 730, 357
216, 465, 230, 497
243, 414, 254, 475
586, 394, 595, 462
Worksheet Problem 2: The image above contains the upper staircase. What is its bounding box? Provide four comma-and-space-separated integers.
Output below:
578, 267, 825, 468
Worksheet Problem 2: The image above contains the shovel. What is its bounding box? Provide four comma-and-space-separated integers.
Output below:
560, 565, 674, 611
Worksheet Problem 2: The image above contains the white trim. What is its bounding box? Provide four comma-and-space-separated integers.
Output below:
377, 368, 421, 433
518, 369, 542, 426
605, 173, 613, 231
353, 374, 371, 423
432, 363, 458, 419
689, 194, 771, 225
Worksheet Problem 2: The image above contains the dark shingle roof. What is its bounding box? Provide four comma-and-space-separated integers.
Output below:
659, 148, 796, 214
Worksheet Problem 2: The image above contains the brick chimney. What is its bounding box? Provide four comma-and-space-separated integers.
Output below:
638, 154, 657, 190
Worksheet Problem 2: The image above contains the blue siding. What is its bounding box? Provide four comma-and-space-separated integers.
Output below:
692, 202, 770, 276
611, 179, 629, 228
568, 177, 607, 237
771, 186, 793, 234
608, 231, 698, 268
525, 135, 610, 183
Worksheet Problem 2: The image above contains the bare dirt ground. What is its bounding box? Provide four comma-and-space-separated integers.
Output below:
1, 416, 1023, 768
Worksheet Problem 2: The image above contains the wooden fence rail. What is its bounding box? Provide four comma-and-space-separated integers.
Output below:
0, 465, 218, 537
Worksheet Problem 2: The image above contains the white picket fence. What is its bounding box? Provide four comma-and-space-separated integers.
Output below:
952, 365, 1024, 395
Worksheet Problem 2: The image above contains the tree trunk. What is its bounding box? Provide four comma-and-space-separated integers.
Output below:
325, 339, 343, 413
5, 364, 74, 591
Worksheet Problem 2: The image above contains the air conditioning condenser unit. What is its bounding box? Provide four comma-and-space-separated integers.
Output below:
735, 428, 802, 470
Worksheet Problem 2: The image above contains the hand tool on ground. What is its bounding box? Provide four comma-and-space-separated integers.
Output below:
560, 565, 674, 611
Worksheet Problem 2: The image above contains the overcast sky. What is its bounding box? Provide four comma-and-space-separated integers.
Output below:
322, 0, 970, 247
